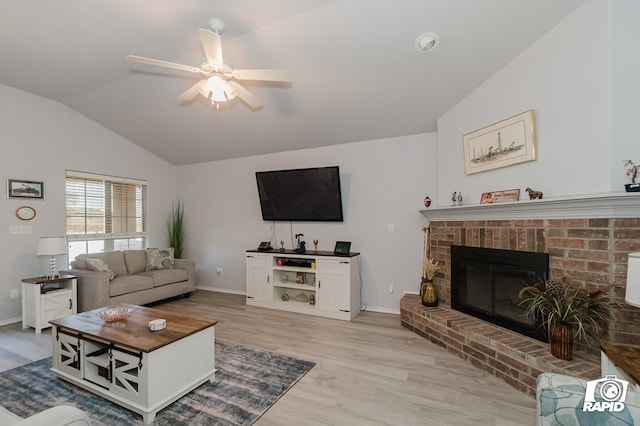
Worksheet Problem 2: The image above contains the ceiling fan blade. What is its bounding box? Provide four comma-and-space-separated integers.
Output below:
226, 81, 262, 109
199, 29, 223, 65
178, 80, 208, 101
127, 55, 203, 74
233, 69, 292, 82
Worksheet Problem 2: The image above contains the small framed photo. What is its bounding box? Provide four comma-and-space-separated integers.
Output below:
480, 189, 520, 204
7, 179, 45, 199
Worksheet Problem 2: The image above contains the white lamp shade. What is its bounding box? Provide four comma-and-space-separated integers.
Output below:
37, 237, 68, 256
626, 252, 640, 308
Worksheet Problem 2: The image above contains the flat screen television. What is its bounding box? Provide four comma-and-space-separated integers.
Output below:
255, 166, 344, 221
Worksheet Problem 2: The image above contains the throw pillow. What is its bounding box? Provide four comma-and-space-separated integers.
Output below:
145, 248, 175, 271
85, 258, 117, 280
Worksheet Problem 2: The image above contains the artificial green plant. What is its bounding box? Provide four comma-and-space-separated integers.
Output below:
167, 199, 184, 259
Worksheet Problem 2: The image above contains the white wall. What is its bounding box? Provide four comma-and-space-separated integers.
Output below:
177, 133, 436, 312
611, 0, 640, 186
0, 84, 177, 324
436, 0, 638, 205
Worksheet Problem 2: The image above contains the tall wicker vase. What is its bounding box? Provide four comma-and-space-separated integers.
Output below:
549, 321, 573, 360
421, 279, 438, 307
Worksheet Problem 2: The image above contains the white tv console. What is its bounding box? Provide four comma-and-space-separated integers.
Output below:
245, 249, 361, 321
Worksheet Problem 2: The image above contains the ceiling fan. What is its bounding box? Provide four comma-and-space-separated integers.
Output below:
127, 19, 292, 110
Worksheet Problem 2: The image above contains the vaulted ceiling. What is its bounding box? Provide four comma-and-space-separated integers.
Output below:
0, 1, 584, 165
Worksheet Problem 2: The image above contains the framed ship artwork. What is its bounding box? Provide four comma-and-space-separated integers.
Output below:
463, 110, 537, 175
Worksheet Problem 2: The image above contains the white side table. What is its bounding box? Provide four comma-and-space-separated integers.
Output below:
21, 274, 77, 334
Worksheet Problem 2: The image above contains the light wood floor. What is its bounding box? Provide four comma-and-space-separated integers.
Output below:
0, 291, 536, 425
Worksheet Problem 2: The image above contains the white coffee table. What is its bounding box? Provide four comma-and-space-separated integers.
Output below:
50, 305, 217, 423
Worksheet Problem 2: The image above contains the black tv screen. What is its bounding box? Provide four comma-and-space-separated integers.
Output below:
255, 166, 344, 221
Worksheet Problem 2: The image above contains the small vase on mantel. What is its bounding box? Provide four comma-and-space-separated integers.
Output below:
549, 321, 573, 360
420, 279, 438, 307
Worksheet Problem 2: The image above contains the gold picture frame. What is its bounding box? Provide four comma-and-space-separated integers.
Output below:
463, 110, 537, 175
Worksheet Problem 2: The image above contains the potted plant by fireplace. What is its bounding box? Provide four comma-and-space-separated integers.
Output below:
519, 276, 616, 360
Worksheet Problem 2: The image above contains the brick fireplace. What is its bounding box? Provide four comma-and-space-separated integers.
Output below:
400, 194, 640, 395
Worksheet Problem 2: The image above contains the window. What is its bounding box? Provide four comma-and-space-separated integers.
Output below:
66, 171, 147, 261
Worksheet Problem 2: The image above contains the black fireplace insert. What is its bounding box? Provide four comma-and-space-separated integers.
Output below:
450, 245, 549, 342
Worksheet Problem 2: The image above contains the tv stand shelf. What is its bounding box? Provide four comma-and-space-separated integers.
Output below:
245, 250, 361, 321
273, 282, 316, 291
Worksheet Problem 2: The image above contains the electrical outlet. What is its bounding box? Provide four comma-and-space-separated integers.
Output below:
388, 223, 395, 232
10, 289, 19, 299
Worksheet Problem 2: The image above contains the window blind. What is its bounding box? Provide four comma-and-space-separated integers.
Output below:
65, 171, 147, 240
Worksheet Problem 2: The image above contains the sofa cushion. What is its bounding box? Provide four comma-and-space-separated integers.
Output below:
145, 248, 175, 271
140, 268, 188, 287
109, 274, 153, 297
84, 258, 116, 280
124, 250, 147, 275
76, 251, 128, 277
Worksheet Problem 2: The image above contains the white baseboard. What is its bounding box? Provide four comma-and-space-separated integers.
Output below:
361, 306, 399, 315
195, 287, 400, 315
0, 317, 22, 327
196, 286, 246, 296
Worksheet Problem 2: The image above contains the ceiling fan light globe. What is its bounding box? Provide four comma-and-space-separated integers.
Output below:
206, 75, 227, 102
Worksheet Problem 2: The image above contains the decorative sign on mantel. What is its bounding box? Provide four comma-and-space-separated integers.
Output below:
480, 189, 520, 204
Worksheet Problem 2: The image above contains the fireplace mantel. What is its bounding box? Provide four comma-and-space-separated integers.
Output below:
421, 192, 640, 222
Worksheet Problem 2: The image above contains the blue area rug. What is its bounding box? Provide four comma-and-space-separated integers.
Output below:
0, 341, 314, 425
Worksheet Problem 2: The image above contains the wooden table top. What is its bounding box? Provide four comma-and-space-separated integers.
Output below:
50, 305, 217, 353
22, 274, 77, 285
601, 342, 640, 385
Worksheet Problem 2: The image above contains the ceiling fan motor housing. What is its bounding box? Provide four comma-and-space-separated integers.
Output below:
209, 18, 225, 34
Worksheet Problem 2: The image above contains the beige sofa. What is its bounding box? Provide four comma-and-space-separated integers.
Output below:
61, 249, 196, 312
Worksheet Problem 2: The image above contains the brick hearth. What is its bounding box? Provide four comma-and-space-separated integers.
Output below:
400, 294, 599, 396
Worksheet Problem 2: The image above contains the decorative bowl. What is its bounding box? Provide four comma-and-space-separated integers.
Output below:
97, 304, 133, 322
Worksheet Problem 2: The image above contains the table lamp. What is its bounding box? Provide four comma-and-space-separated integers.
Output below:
37, 236, 67, 278
626, 252, 640, 308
